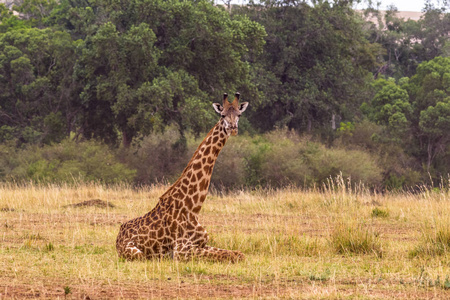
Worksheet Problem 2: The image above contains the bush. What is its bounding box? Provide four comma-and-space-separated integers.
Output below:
209, 128, 383, 189
210, 135, 249, 189
246, 128, 383, 188
334, 119, 383, 151
122, 128, 191, 184
335, 120, 422, 190
307, 146, 383, 187
258, 131, 313, 187
0, 139, 135, 183
0, 127, 387, 189
120, 128, 253, 188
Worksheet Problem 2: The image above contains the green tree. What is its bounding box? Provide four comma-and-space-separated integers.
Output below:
137, 70, 212, 143
0, 28, 80, 145
75, 21, 160, 146
363, 6, 450, 78
50, 0, 265, 96
360, 77, 412, 137
13, 0, 58, 28
0, 3, 30, 32
408, 56, 450, 172
236, 0, 379, 133
53, 0, 265, 146
419, 99, 450, 171
361, 57, 450, 177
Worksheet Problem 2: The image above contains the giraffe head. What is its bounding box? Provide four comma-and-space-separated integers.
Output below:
212, 92, 249, 136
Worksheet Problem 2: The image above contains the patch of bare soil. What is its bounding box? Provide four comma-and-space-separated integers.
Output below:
0, 280, 295, 299
1, 278, 448, 299
2, 213, 129, 235
64, 199, 116, 208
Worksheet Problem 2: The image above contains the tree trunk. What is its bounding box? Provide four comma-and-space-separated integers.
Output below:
122, 131, 132, 148
427, 140, 432, 172
307, 118, 312, 132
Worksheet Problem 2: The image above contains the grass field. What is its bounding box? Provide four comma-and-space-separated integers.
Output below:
1, 178, 450, 299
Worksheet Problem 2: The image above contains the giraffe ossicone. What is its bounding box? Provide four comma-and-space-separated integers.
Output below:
116, 92, 249, 262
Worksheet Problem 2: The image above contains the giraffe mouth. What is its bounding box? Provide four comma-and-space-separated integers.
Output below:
225, 125, 238, 136
223, 119, 238, 136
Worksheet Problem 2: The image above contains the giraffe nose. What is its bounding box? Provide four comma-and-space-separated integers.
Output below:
230, 125, 238, 136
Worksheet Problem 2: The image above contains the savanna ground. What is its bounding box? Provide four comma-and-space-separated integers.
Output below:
1, 178, 450, 299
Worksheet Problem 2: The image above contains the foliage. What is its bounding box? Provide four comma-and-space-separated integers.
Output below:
0, 0, 449, 188
54, 0, 265, 146
0, 139, 135, 183
0, 3, 30, 32
121, 128, 191, 184
211, 128, 383, 189
408, 56, 450, 173
363, 6, 450, 78
210, 136, 249, 189
371, 207, 389, 218
336, 122, 355, 137
335, 118, 422, 189
0, 28, 80, 145
359, 57, 450, 182
75, 21, 160, 145
237, 1, 379, 133
361, 77, 412, 136
13, 0, 58, 28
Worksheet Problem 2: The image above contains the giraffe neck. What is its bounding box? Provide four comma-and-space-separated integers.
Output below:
159, 119, 228, 214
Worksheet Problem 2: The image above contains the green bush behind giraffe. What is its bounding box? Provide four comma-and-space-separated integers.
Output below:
0, 127, 384, 189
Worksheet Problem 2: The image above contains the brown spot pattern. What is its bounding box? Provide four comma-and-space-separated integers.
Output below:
116, 104, 246, 263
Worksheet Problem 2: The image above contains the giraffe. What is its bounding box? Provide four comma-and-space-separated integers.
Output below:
116, 92, 249, 262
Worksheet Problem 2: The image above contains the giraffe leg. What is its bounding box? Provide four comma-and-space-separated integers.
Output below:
173, 240, 244, 263
172, 240, 195, 261
117, 238, 146, 260
194, 246, 245, 263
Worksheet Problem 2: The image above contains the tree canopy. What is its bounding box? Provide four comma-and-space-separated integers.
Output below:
0, 0, 449, 188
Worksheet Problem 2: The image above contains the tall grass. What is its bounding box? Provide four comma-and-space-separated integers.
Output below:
410, 221, 450, 257
1, 179, 450, 297
330, 222, 383, 257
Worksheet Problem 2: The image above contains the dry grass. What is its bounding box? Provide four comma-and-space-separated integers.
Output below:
1, 179, 450, 299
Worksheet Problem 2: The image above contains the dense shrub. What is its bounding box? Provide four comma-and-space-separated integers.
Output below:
335, 120, 422, 189
210, 128, 383, 189
257, 132, 311, 187
121, 129, 190, 184
0, 128, 388, 189
0, 139, 135, 183
210, 136, 249, 189
307, 146, 383, 187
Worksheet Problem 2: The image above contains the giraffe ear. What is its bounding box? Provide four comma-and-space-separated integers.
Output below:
212, 103, 223, 114
239, 102, 249, 113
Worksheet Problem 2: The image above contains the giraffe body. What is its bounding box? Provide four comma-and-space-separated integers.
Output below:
116, 93, 248, 262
